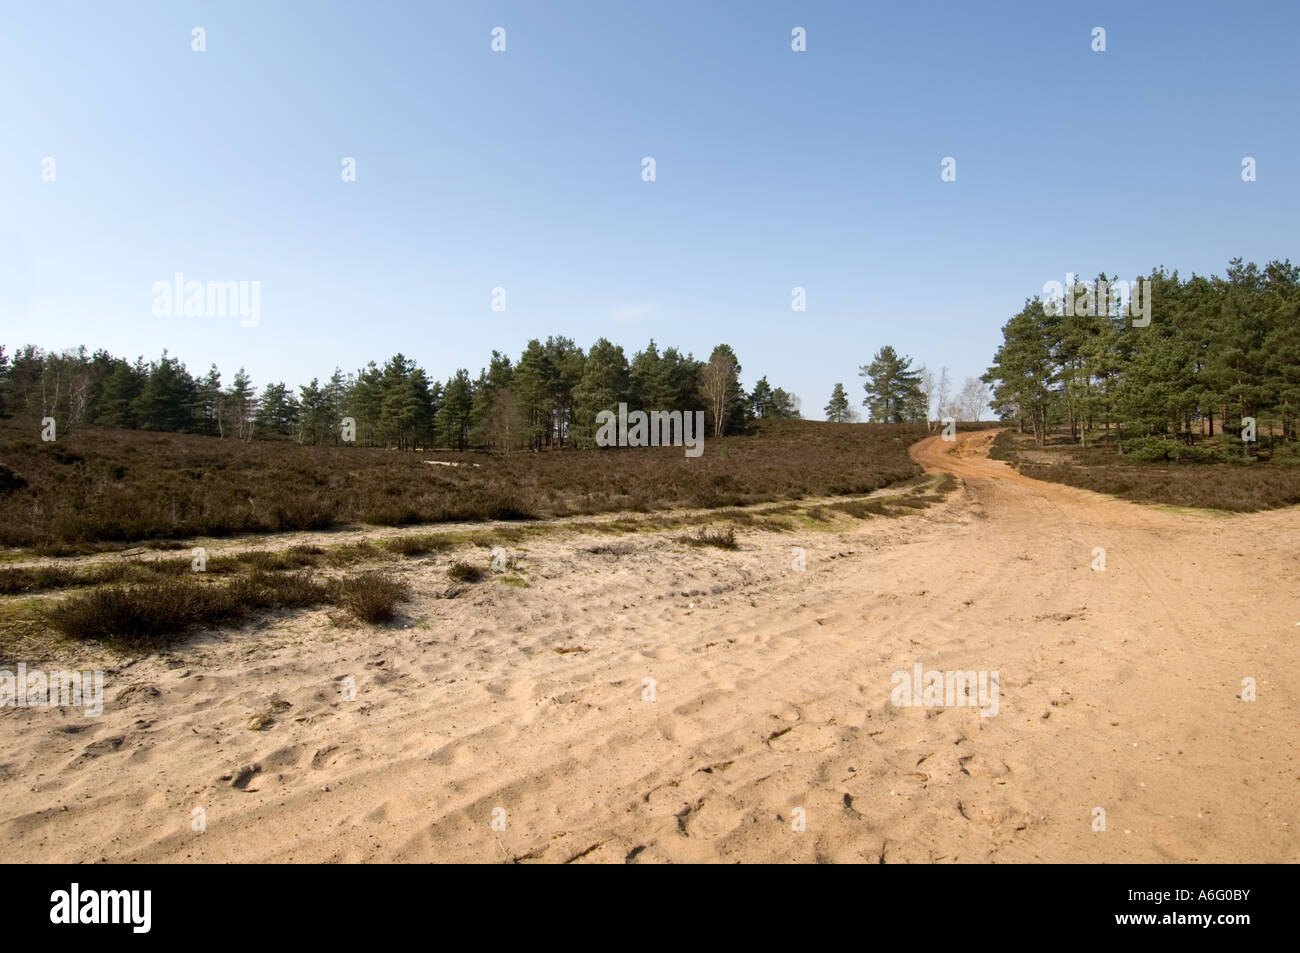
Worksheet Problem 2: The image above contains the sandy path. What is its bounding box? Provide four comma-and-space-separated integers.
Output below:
2, 430, 1296, 862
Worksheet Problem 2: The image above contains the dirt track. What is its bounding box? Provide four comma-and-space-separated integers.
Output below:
2, 430, 1296, 862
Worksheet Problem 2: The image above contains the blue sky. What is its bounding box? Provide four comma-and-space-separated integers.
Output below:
3, 1, 1297, 418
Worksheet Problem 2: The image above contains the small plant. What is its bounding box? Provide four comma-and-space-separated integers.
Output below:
679, 526, 738, 549
331, 572, 410, 623
584, 541, 635, 557
828, 499, 894, 519
237, 570, 329, 609
447, 560, 485, 583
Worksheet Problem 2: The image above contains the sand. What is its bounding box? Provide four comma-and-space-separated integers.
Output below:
1, 430, 1296, 862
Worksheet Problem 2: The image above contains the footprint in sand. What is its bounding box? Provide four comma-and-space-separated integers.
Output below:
308, 745, 340, 770
484, 678, 534, 701
657, 714, 705, 745
428, 740, 475, 766
79, 736, 125, 759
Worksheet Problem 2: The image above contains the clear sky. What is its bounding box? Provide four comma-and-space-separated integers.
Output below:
3, 1, 1297, 418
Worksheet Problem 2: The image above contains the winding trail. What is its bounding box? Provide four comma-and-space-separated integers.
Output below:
2, 431, 1296, 862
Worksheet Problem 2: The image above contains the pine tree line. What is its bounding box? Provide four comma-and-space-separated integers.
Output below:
981, 259, 1300, 447
0, 338, 801, 450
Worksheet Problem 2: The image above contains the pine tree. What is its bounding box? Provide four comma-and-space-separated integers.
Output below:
824, 383, 853, 422
195, 364, 224, 436
134, 352, 197, 432
512, 340, 555, 450
859, 346, 925, 423
470, 351, 514, 445
544, 336, 584, 447
771, 387, 801, 418
571, 338, 630, 447
983, 301, 1057, 443
253, 382, 299, 437
93, 357, 145, 429
436, 369, 474, 450
346, 362, 383, 446
297, 378, 326, 444
749, 376, 775, 418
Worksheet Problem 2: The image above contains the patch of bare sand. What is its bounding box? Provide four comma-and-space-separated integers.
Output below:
1, 431, 1296, 862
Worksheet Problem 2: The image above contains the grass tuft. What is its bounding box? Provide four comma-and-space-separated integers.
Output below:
331, 572, 410, 623
42, 568, 409, 647
447, 561, 485, 583
679, 526, 738, 549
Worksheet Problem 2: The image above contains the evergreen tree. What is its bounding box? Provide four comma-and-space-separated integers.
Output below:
469, 351, 514, 445
297, 377, 326, 444
346, 362, 383, 446
771, 387, 800, 418
661, 346, 705, 413
825, 382, 853, 422
253, 382, 299, 437
859, 346, 926, 423
571, 338, 631, 447
545, 335, 585, 447
436, 369, 474, 450
225, 367, 257, 440
629, 340, 671, 408
512, 339, 555, 450
749, 376, 775, 418
378, 354, 420, 449
133, 352, 197, 432
195, 364, 224, 436
983, 301, 1057, 443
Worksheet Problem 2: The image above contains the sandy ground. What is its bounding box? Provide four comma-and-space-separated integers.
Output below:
2, 430, 1297, 863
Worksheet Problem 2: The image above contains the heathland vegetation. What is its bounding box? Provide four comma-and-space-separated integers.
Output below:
0, 416, 930, 551
989, 428, 1300, 512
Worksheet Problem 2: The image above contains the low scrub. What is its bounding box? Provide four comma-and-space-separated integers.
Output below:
1120, 436, 1230, 463
45, 571, 330, 648
331, 572, 410, 623
828, 499, 896, 519
0, 417, 927, 550
679, 527, 738, 549
993, 429, 1300, 511
44, 568, 410, 648
446, 561, 485, 583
